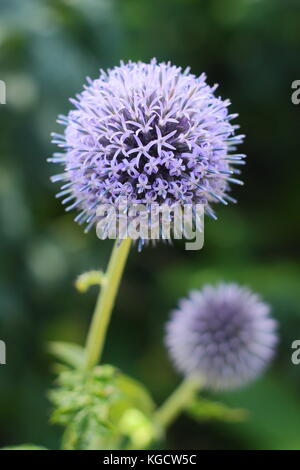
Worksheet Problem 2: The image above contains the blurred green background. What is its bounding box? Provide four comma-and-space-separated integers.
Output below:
0, 0, 300, 450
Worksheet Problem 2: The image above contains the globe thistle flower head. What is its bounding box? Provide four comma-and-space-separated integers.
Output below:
165, 283, 277, 390
50, 59, 245, 239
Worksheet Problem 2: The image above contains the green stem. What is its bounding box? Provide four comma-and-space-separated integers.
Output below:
155, 377, 201, 429
84, 238, 132, 369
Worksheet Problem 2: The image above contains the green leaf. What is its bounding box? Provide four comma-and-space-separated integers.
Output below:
186, 397, 248, 423
49, 365, 156, 449
49, 365, 124, 449
48, 341, 85, 369
115, 373, 155, 416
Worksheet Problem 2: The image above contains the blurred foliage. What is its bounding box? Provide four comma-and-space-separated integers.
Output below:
187, 397, 248, 423
2, 444, 48, 450
0, 0, 300, 450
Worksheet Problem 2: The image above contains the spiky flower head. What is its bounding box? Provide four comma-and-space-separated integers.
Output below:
165, 283, 277, 390
50, 59, 245, 239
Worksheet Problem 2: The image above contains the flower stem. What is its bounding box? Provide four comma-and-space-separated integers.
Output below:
155, 377, 201, 429
84, 238, 132, 370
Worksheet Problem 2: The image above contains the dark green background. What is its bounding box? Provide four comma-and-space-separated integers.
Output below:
0, 0, 299, 450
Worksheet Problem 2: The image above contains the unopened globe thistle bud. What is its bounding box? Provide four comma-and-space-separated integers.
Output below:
50, 59, 245, 241
165, 283, 277, 390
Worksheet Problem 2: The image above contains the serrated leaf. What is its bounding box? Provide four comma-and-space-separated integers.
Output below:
49, 365, 156, 449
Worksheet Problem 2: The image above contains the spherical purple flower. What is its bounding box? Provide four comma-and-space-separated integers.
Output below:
165, 283, 277, 390
50, 59, 245, 238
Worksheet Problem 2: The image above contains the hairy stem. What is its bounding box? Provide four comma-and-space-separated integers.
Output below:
84, 238, 132, 369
